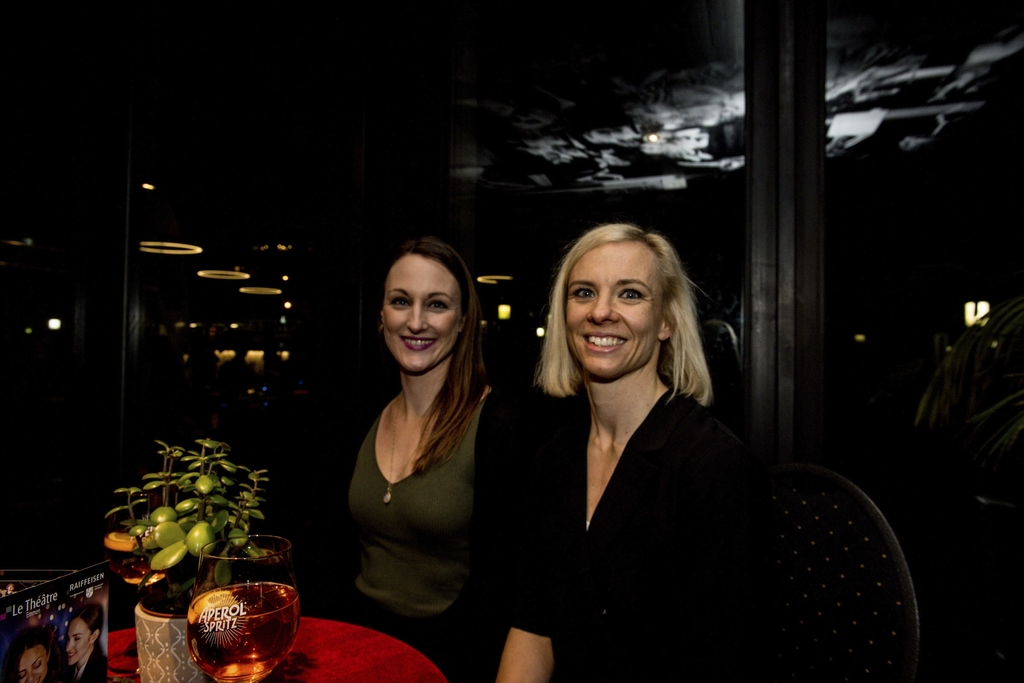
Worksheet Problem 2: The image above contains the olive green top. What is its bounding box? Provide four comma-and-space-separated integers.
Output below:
348, 403, 481, 618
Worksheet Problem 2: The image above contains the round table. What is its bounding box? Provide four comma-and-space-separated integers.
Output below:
108, 616, 448, 682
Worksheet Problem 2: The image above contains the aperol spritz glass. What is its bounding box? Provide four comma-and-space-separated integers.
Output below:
187, 535, 299, 683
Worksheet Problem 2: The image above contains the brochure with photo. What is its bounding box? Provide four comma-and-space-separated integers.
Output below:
1, 563, 109, 683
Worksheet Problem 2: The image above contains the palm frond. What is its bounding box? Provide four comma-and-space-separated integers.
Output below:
916, 295, 1024, 470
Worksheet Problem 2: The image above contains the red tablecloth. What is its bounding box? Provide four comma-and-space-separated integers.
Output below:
108, 616, 448, 682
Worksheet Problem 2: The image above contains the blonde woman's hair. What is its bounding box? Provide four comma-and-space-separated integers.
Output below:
535, 223, 713, 405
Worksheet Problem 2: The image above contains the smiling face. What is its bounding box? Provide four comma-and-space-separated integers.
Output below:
16, 645, 48, 683
381, 254, 465, 379
65, 617, 98, 667
565, 241, 671, 388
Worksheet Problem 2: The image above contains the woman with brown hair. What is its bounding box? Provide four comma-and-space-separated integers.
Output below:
3, 627, 60, 683
347, 236, 519, 682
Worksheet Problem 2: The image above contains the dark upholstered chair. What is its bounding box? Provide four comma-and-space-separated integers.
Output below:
767, 464, 920, 682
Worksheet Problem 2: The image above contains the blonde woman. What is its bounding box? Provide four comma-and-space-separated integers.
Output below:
498, 224, 767, 682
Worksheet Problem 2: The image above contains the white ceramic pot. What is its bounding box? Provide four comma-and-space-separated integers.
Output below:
134, 602, 212, 683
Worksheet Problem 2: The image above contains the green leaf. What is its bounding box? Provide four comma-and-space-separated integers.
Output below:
175, 498, 199, 514
214, 559, 232, 586
105, 505, 128, 518
142, 481, 164, 490
150, 541, 189, 570
210, 509, 230, 533
247, 509, 265, 520
153, 521, 186, 548
227, 528, 249, 547
186, 522, 215, 556
195, 475, 216, 495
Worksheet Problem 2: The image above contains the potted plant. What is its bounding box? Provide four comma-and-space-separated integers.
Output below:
916, 295, 1024, 477
106, 439, 269, 683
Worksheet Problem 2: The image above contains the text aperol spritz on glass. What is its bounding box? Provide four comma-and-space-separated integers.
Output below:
187, 535, 299, 683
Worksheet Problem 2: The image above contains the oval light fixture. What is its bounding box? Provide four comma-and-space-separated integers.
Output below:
139, 241, 203, 255
239, 287, 282, 295
198, 270, 252, 280
477, 275, 513, 284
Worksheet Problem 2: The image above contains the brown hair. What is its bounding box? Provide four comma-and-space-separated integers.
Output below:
3, 627, 60, 683
385, 237, 488, 472
71, 604, 104, 635
535, 223, 713, 405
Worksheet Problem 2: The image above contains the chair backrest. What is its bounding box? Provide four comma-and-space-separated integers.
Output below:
767, 463, 920, 682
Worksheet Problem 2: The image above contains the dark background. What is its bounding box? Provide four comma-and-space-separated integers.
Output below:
2, 2, 1021, 679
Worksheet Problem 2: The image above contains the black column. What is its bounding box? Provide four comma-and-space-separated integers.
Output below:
744, 0, 826, 465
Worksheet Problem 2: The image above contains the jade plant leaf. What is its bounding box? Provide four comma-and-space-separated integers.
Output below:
150, 541, 189, 570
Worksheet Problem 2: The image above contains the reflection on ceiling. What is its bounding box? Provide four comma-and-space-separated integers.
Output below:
826, 6, 1024, 158
467, 62, 745, 193
464, 3, 1024, 193
459, 0, 745, 194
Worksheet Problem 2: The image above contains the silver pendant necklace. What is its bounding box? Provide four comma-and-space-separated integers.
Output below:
384, 406, 398, 504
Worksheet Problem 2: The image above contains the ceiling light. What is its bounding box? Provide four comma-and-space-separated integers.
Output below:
141, 183, 155, 190
239, 287, 282, 295
477, 275, 513, 284
139, 241, 203, 255
965, 301, 990, 327
198, 270, 252, 280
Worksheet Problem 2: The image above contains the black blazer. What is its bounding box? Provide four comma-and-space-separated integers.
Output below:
64, 651, 107, 683
515, 394, 770, 682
